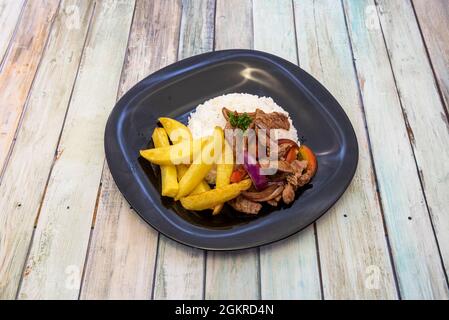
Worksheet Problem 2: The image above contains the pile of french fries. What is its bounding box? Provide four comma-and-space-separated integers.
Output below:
140, 118, 251, 214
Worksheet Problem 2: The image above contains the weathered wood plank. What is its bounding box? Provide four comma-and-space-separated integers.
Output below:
206, 250, 259, 299
375, 0, 449, 297
0, 0, 26, 64
344, 0, 449, 299
293, 0, 397, 299
215, 0, 253, 50
203, 0, 260, 300
0, 0, 94, 300
0, 0, 60, 174
413, 0, 449, 113
177, 0, 215, 59
153, 0, 215, 300
81, 0, 182, 300
252, 0, 321, 300
17, 0, 136, 300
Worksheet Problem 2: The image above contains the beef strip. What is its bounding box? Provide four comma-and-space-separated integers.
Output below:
267, 194, 282, 206
228, 195, 262, 215
287, 160, 311, 187
259, 160, 293, 173
277, 142, 291, 160
282, 160, 311, 204
254, 109, 290, 131
242, 184, 284, 202
282, 183, 296, 204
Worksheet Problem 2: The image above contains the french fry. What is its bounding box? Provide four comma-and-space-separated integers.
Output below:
212, 139, 234, 215
152, 128, 178, 197
177, 164, 211, 195
180, 179, 252, 211
176, 127, 224, 199
191, 180, 211, 195
140, 137, 208, 166
159, 117, 192, 144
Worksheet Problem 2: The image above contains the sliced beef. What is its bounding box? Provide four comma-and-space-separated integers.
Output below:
276, 160, 294, 173
287, 160, 311, 188
228, 195, 262, 215
259, 160, 293, 173
242, 184, 284, 202
282, 183, 296, 204
254, 109, 290, 131
277, 142, 292, 160
267, 194, 282, 206
282, 160, 311, 204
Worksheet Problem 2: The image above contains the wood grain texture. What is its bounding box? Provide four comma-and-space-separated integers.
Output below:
0, 0, 26, 64
215, 0, 253, 50
293, 0, 397, 299
0, 0, 60, 174
202, 0, 260, 301
0, 0, 94, 300
17, 0, 136, 300
344, 0, 449, 299
80, 0, 182, 300
252, 0, 321, 300
375, 0, 449, 297
253, 0, 297, 64
153, 0, 215, 300
206, 250, 259, 299
178, 0, 215, 59
413, 0, 449, 113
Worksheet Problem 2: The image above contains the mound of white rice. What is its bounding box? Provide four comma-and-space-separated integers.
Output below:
187, 93, 299, 143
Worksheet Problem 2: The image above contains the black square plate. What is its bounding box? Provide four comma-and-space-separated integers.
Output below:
105, 50, 358, 250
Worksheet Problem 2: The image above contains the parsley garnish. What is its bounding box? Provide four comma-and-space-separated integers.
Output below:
228, 112, 252, 131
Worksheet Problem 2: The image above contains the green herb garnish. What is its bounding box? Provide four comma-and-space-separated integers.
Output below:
228, 112, 252, 131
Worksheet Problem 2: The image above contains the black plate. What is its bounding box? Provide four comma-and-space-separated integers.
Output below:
105, 50, 358, 250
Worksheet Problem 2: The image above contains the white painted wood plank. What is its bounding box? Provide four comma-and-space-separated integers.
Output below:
215, 0, 253, 50
413, 0, 449, 113
177, 0, 215, 59
203, 0, 260, 301
153, 0, 215, 300
253, 0, 321, 300
206, 250, 259, 299
0, 0, 25, 64
17, 0, 136, 300
0, 0, 60, 174
293, 0, 397, 299
344, 0, 449, 299
375, 0, 449, 297
80, 0, 182, 300
0, 0, 94, 300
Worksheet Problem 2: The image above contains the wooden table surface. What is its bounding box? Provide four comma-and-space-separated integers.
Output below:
0, 0, 448, 300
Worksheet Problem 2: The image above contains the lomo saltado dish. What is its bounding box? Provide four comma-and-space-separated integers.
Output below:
140, 93, 317, 215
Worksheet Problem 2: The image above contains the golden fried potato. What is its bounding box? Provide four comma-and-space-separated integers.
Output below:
180, 179, 252, 211
212, 139, 234, 215
152, 128, 178, 197
140, 137, 208, 166
176, 164, 210, 195
159, 117, 192, 144
176, 127, 224, 199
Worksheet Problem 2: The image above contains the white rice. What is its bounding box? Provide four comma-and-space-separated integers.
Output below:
187, 93, 299, 143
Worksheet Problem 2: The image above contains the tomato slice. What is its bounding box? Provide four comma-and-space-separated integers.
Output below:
230, 166, 247, 183
298, 145, 317, 176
